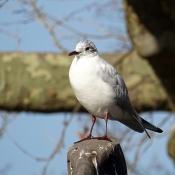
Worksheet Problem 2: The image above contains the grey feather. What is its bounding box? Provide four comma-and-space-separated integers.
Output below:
100, 59, 139, 119
99, 59, 147, 133
99, 60, 163, 137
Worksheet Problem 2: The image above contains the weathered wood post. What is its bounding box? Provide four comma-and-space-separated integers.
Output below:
67, 139, 127, 175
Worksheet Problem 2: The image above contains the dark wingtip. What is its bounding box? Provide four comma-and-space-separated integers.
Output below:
157, 128, 163, 133
145, 129, 151, 139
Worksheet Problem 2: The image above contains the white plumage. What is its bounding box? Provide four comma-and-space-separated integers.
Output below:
69, 40, 162, 142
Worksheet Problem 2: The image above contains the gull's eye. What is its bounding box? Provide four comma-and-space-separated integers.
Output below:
85, 47, 90, 51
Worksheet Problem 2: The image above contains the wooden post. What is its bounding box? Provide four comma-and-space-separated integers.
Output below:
67, 139, 127, 175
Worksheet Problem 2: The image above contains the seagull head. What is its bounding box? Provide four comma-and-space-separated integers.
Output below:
69, 40, 98, 58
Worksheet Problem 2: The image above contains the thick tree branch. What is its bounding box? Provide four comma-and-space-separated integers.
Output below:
0, 51, 169, 112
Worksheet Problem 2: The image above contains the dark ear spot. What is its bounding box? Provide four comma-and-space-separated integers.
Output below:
85, 47, 90, 51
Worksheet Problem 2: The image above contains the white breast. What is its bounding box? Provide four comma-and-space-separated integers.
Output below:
69, 56, 117, 119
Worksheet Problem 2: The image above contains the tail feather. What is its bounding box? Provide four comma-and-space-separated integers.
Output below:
141, 118, 163, 133
144, 128, 151, 139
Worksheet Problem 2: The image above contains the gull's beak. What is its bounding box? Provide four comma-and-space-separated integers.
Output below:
69, 51, 80, 56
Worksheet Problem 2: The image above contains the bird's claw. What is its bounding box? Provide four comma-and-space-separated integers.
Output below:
74, 135, 112, 144
74, 134, 93, 144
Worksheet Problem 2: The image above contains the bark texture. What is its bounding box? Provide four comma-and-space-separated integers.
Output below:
123, 0, 175, 108
0, 52, 169, 112
168, 125, 175, 164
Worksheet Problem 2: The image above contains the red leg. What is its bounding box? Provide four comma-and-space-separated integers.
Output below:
103, 113, 109, 138
93, 113, 111, 142
74, 116, 96, 143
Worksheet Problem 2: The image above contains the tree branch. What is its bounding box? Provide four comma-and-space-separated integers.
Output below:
0, 51, 170, 112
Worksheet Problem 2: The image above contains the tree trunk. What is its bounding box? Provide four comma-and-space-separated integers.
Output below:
167, 126, 175, 164
123, 0, 175, 109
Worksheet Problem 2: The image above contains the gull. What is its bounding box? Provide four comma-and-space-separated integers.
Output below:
69, 40, 163, 142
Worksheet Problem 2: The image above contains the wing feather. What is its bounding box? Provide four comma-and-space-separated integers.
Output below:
99, 59, 136, 117
98, 58, 151, 135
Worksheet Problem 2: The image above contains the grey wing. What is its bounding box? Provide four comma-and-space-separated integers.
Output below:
99, 59, 146, 132
99, 59, 136, 116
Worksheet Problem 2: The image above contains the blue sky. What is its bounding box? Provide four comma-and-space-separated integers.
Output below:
0, 0, 128, 53
0, 0, 175, 175
0, 112, 174, 175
